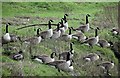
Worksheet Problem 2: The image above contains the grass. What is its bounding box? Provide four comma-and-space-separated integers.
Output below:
1, 2, 119, 76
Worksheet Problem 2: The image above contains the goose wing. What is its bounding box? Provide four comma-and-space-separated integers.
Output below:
24, 37, 39, 44
98, 62, 113, 69
83, 37, 95, 43
10, 34, 18, 42
47, 60, 66, 66
39, 30, 49, 38
77, 25, 87, 30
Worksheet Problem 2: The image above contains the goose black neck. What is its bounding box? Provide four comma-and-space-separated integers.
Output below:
69, 28, 71, 35
57, 24, 60, 31
64, 15, 66, 20
50, 52, 55, 58
66, 52, 70, 61
64, 19, 67, 23
70, 43, 73, 51
95, 29, 98, 37
37, 28, 39, 36
48, 21, 52, 29
19, 51, 23, 54
70, 61, 72, 66
31, 55, 37, 59
86, 15, 89, 24
6, 24, 9, 33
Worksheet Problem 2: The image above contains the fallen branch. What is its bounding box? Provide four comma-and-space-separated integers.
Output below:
16, 23, 57, 30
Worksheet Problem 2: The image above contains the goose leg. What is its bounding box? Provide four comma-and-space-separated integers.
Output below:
106, 70, 111, 76
29, 45, 32, 57
58, 69, 61, 72
89, 44, 93, 49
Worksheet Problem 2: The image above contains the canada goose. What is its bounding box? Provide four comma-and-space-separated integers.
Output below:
71, 14, 91, 33
60, 27, 72, 41
98, 39, 113, 48
51, 22, 61, 39
83, 53, 100, 62
39, 20, 53, 39
82, 27, 99, 47
57, 59, 74, 72
24, 28, 42, 45
59, 18, 65, 35
59, 42, 74, 60
31, 52, 57, 64
3, 23, 11, 42
12, 50, 24, 61
47, 52, 73, 72
2, 23, 20, 45
111, 27, 120, 35
71, 29, 87, 42
110, 42, 120, 60
97, 61, 114, 75
63, 14, 69, 31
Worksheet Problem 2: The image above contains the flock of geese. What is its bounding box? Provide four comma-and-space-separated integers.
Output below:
2, 14, 119, 76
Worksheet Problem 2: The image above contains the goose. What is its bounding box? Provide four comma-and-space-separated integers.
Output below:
98, 39, 113, 48
39, 20, 53, 39
47, 52, 74, 72
59, 18, 66, 35
2, 23, 11, 42
82, 27, 99, 47
59, 42, 74, 60
83, 53, 100, 62
62, 14, 69, 31
97, 61, 114, 75
31, 52, 57, 64
60, 27, 72, 41
51, 22, 61, 39
12, 50, 24, 61
2, 23, 20, 45
111, 27, 120, 35
23, 28, 42, 45
110, 42, 120, 60
71, 29, 87, 42
71, 14, 91, 33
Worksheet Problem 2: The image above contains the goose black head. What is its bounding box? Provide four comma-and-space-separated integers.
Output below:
87, 14, 91, 17
49, 20, 53, 22
18, 50, 23, 54
96, 27, 100, 30
37, 28, 42, 36
31, 55, 37, 59
7, 23, 11, 25
64, 14, 68, 17
110, 61, 114, 63
50, 52, 57, 58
